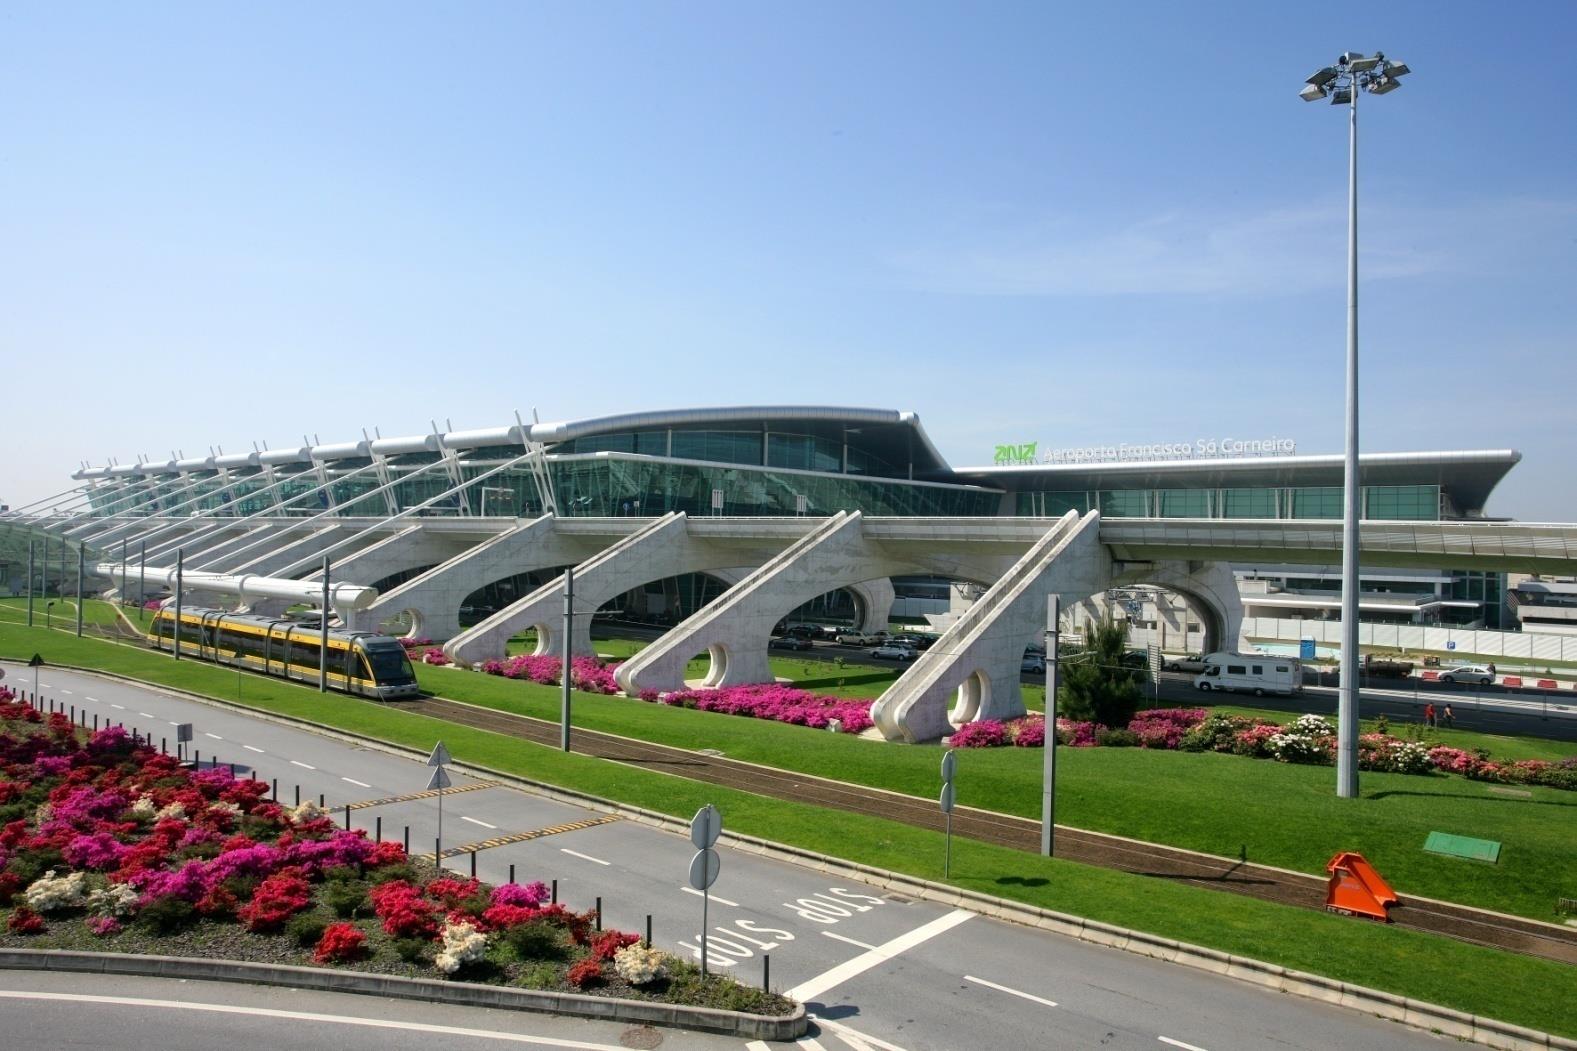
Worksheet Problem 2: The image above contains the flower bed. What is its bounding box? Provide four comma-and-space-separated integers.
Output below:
652, 684, 875, 734
0, 687, 791, 1014
943, 701, 1576, 791
477, 655, 621, 695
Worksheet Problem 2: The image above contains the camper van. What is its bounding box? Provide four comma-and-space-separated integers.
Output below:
1194, 652, 1303, 696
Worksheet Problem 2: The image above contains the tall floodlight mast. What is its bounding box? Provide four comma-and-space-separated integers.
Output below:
1299, 51, 1411, 799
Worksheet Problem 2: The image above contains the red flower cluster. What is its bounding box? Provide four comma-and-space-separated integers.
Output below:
238, 868, 312, 932
566, 957, 604, 988
314, 921, 368, 963
370, 879, 441, 939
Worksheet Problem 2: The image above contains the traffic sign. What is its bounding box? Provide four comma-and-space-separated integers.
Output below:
940, 750, 957, 783
427, 741, 451, 767
175, 723, 193, 743
690, 804, 721, 849
939, 783, 956, 814
27, 654, 44, 668
426, 766, 452, 791
0, 668, 6, 680
688, 848, 720, 890
1446, 641, 1457, 651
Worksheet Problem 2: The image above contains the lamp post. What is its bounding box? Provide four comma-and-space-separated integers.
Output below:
1300, 51, 1410, 799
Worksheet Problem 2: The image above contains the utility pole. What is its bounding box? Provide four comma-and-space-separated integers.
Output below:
561, 566, 575, 751
26, 540, 35, 627
75, 544, 84, 637
1041, 594, 1060, 856
320, 554, 330, 692
173, 548, 184, 660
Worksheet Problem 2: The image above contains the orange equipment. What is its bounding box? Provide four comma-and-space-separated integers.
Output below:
1325, 851, 1398, 922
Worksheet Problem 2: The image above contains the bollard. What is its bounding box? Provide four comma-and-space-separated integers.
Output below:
436, 838, 442, 865
375, 816, 382, 843
508, 864, 515, 885
404, 825, 410, 853
471, 851, 477, 879
272, 778, 278, 802
194, 749, 200, 768
93, 714, 98, 731
295, 784, 300, 807
318, 793, 324, 807
70, 705, 75, 722
162, 738, 167, 755
344, 805, 351, 830
645, 914, 652, 948
763, 953, 771, 992
551, 879, 558, 905
595, 897, 602, 931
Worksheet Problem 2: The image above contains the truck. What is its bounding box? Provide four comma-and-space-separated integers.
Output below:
1194, 652, 1303, 696
1362, 653, 1415, 679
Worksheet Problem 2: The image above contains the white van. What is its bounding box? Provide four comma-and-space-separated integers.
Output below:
1194, 652, 1303, 696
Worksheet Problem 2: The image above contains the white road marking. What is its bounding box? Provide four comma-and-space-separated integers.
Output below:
205, 733, 223, 740
139, 712, 155, 719
290, 760, 316, 770
243, 745, 265, 753
1159, 1039, 1210, 1051
342, 777, 371, 789
681, 886, 738, 907
39, 682, 51, 688
964, 974, 1058, 1008
60, 690, 72, 695
461, 815, 496, 829
559, 848, 609, 866
110, 704, 125, 710
85, 697, 99, 703
786, 909, 972, 1003
810, 1014, 910, 1051
821, 930, 878, 951
0, 990, 635, 1048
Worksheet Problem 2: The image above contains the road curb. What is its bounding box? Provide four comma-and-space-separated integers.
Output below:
0, 948, 806, 1040
8, 660, 1574, 1050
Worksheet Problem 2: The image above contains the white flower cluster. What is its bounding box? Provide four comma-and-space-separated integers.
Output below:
1374, 739, 1432, 775
612, 943, 667, 985
154, 801, 187, 821
33, 802, 54, 825
129, 795, 157, 820
434, 920, 489, 975
87, 883, 139, 917
1287, 713, 1334, 737
23, 869, 89, 913
290, 799, 327, 822
207, 800, 243, 818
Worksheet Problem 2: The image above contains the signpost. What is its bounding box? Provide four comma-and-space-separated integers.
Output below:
427, 742, 451, 857
176, 722, 193, 763
688, 804, 722, 975
940, 750, 957, 877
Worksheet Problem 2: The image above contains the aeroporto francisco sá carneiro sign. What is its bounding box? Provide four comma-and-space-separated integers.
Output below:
993, 438, 1297, 466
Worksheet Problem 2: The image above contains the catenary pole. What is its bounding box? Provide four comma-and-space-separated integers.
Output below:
1041, 594, 1060, 856
320, 554, 330, 692
138, 540, 146, 621
561, 566, 574, 751
26, 540, 35, 627
173, 548, 184, 660
1337, 74, 1361, 799
75, 543, 84, 637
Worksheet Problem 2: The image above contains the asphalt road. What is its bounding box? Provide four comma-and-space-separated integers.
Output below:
3, 661, 1462, 1051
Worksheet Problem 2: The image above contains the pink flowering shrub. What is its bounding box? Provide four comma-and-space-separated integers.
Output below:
1127, 709, 1208, 749
490, 881, 550, 908
422, 649, 452, 666
479, 655, 623, 695
656, 684, 874, 734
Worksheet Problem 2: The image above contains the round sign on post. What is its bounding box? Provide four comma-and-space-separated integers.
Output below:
940, 750, 957, 783
939, 783, 956, 814
690, 804, 721, 850
688, 848, 720, 891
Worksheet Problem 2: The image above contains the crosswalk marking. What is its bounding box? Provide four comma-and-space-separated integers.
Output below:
346, 779, 500, 811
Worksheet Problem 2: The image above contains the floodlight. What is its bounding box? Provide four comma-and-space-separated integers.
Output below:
1369, 76, 1402, 95
1330, 86, 1353, 105
1384, 61, 1410, 78
1339, 51, 1365, 66
1300, 83, 1328, 102
1349, 55, 1381, 72
1306, 66, 1339, 88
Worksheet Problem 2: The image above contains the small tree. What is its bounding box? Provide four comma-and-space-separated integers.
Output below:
1057, 619, 1143, 728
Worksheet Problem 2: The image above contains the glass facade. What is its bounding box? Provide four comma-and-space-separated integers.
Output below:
1013, 484, 1440, 521
550, 426, 911, 479
551, 455, 1000, 517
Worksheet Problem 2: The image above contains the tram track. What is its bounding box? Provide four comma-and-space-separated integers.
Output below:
405, 694, 1577, 966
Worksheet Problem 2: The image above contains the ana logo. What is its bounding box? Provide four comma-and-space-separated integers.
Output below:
994, 442, 1038, 465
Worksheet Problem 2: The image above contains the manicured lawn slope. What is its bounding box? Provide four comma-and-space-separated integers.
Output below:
1, 622, 1573, 1038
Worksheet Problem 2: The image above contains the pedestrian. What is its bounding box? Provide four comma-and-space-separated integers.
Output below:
1442, 704, 1455, 729
1424, 702, 1436, 728
1487, 662, 1497, 678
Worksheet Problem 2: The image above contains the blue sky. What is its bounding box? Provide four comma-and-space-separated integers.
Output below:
3, 2, 1574, 517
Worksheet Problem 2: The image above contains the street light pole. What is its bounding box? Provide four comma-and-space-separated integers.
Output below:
1300, 51, 1409, 799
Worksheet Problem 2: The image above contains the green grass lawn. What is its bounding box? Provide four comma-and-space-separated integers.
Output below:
0, 596, 131, 631
0, 621, 1573, 1036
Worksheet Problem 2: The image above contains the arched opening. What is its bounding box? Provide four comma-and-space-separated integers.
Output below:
1092, 584, 1227, 656
459, 568, 561, 629
528, 621, 555, 657
950, 670, 989, 727
703, 643, 730, 687
375, 608, 422, 639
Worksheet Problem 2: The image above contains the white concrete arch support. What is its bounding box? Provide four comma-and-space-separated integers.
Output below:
304, 525, 473, 591
1111, 558, 1245, 655
871, 511, 1108, 744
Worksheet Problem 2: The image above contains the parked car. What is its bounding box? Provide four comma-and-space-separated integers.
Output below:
1441, 663, 1496, 686
1162, 653, 1208, 673
871, 644, 918, 661
1021, 655, 1046, 674
893, 633, 938, 650
835, 630, 882, 646
770, 635, 814, 651
1362, 654, 1414, 679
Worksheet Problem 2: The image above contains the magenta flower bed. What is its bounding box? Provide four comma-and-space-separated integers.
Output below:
653, 684, 874, 734
1127, 708, 1208, 750
477, 655, 621, 695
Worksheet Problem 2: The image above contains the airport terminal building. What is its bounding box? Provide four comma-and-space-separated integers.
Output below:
9, 406, 1568, 742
